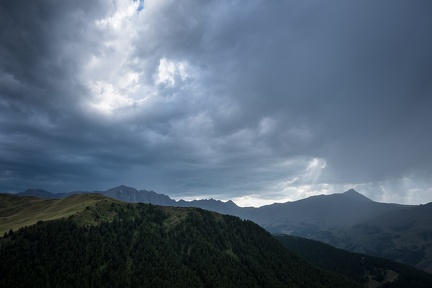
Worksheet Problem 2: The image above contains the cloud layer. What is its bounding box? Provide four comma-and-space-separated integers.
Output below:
1, 0, 431, 206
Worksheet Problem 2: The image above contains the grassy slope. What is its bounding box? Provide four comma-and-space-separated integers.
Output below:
0, 193, 114, 234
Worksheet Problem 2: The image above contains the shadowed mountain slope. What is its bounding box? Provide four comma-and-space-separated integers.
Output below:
319, 202, 432, 273
239, 189, 408, 234
275, 234, 432, 288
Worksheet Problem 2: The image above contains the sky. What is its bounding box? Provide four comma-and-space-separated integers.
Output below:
1, 0, 431, 207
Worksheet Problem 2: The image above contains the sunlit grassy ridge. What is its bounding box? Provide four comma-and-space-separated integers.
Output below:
0, 193, 115, 234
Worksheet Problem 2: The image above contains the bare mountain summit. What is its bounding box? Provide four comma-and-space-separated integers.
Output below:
341, 188, 373, 202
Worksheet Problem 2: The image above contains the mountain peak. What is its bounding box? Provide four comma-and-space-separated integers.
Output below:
341, 189, 373, 202
106, 185, 137, 192
17, 188, 58, 199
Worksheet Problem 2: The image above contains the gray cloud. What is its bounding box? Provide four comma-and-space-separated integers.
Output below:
1, 0, 431, 205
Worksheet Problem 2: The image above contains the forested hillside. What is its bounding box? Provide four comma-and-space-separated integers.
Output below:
275, 235, 432, 288
0, 200, 358, 288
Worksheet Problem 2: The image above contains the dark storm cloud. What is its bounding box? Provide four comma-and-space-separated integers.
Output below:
1, 0, 431, 205
0, 0, 118, 191
142, 0, 432, 186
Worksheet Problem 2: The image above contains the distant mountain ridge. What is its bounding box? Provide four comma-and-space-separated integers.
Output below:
12, 185, 432, 273
247, 189, 409, 233
17, 188, 66, 199
2, 193, 432, 287
103, 185, 177, 206
14, 186, 411, 230
15, 185, 241, 214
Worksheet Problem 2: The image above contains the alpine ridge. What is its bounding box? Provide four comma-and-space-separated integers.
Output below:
8, 186, 432, 272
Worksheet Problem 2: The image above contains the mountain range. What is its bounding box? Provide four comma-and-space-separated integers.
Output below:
0, 194, 360, 287
2, 193, 432, 287
8, 185, 432, 273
